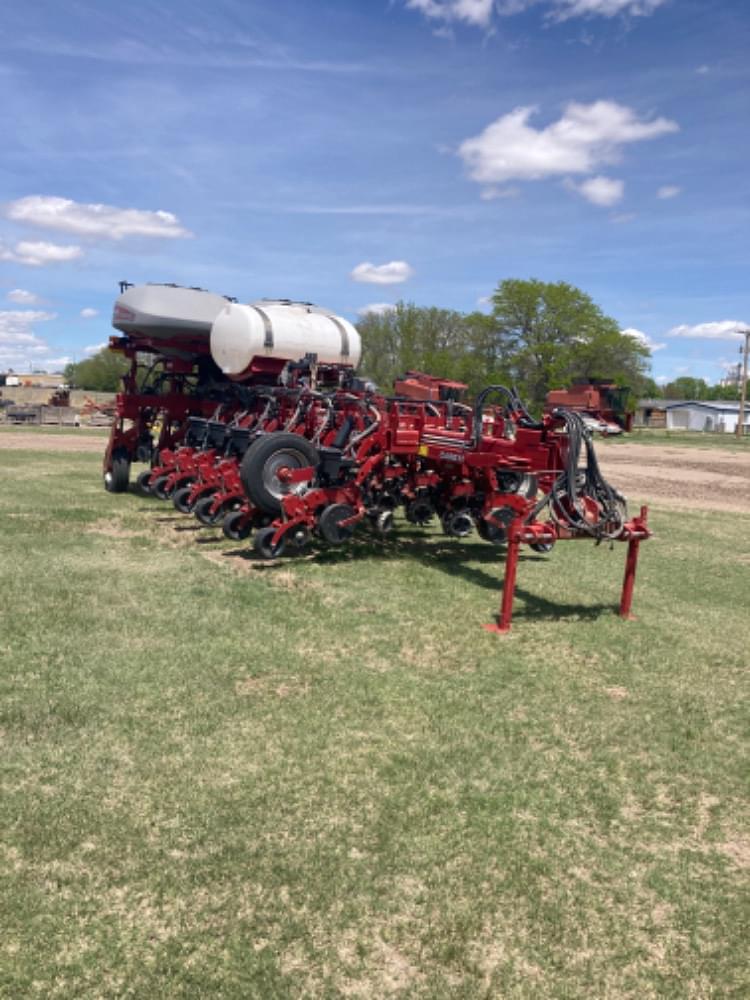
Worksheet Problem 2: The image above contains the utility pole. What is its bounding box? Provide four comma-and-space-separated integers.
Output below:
737, 328, 750, 437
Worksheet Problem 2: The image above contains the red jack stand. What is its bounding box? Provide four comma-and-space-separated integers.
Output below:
482, 531, 522, 635
483, 507, 650, 635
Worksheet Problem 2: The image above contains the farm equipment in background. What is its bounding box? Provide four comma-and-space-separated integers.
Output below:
102, 283, 650, 631
545, 379, 633, 434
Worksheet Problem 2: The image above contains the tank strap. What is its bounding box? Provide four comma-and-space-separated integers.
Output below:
249, 305, 274, 348
328, 316, 350, 358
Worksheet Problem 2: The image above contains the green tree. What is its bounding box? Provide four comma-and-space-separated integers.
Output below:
358, 303, 475, 392
639, 377, 664, 398
663, 376, 709, 400
64, 348, 129, 392
489, 279, 651, 407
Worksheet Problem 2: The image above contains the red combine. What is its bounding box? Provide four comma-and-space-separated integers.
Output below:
103, 284, 649, 632
545, 379, 633, 434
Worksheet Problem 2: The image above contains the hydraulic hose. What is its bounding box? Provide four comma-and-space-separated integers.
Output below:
528, 408, 625, 540
472, 385, 517, 448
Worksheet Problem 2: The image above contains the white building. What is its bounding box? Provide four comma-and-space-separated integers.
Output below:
665, 401, 750, 434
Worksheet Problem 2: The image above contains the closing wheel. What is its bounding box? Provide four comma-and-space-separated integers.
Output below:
151, 475, 172, 500
240, 432, 318, 515
254, 525, 286, 559
530, 541, 555, 554
172, 486, 194, 513
477, 517, 506, 545
104, 447, 130, 493
441, 509, 474, 538
222, 510, 252, 542
136, 469, 154, 495
194, 495, 222, 526
318, 503, 356, 545
405, 498, 434, 526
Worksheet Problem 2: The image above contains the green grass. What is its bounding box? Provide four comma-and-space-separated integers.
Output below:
1, 449, 748, 998
612, 428, 750, 451
0, 423, 110, 436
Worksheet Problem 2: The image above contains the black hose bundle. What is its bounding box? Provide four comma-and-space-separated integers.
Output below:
528, 408, 626, 541
471, 385, 517, 448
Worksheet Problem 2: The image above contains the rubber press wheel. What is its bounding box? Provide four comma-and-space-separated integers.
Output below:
318, 503, 356, 545
172, 486, 194, 513
254, 525, 286, 559
194, 495, 223, 526
240, 432, 318, 515
477, 517, 506, 545
530, 541, 555, 554
151, 475, 172, 500
222, 510, 252, 542
104, 447, 130, 493
136, 469, 154, 495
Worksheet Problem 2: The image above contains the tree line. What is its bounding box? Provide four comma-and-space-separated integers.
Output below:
358, 278, 651, 407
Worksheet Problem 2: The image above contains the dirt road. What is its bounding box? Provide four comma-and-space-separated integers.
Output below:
0, 430, 106, 453
1, 431, 748, 514
597, 442, 749, 514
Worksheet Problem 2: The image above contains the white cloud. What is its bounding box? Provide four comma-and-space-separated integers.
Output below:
458, 102, 678, 194
696, 64, 710, 74
621, 326, 666, 352
80, 308, 99, 319
568, 175, 624, 206
1, 239, 83, 267
0, 309, 57, 365
351, 261, 414, 285
406, 0, 666, 28
667, 320, 749, 340
357, 303, 397, 317
0, 309, 57, 330
406, 0, 495, 28
5, 195, 191, 241
657, 184, 681, 199
479, 185, 520, 201
83, 342, 108, 355
655, 375, 668, 385
7, 288, 41, 304
549, 0, 666, 21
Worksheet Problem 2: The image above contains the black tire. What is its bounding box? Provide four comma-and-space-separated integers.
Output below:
136, 469, 153, 495
172, 486, 194, 513
194, 495, 222, 526
240, 432, 318, 515
104, 447, 130, 493
477, 517, 506, 545
223, 510, 252, 542
318, 503, 356, 545
151, 475, 171, 500
254, 525, 286, 559
405, 498, 434, 526
441, 509, 474, 538
530, 541, 554, 554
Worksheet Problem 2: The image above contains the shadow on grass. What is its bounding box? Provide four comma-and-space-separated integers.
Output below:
138, 503, 619, 624
220, 529, 618, 625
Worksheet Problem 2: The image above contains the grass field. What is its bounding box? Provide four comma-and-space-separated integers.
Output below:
613, 428, 750, 452
0, 423, 110, 437
1, 446, 748, 998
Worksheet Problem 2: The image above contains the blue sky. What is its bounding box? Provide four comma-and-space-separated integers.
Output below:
1, 0, 748, 386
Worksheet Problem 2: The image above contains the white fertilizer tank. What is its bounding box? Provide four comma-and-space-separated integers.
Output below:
210, 300, 361, 378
